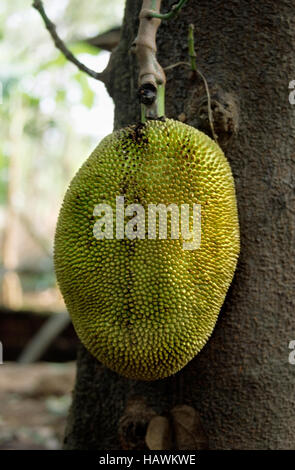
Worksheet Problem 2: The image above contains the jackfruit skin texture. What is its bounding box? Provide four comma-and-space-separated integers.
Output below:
54, 118, 240, 381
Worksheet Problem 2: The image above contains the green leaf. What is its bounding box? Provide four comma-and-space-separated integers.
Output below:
74, 72, 95, 108
21, 93, 40, 108
0, 151, 8, 205
70, 41, 100, 56
56, 89, 67, 104
39, 42, 101, 71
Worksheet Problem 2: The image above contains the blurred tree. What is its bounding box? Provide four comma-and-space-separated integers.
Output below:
1, 96, 25, 309
60, 0, 295, 450
0, 0, 123, 310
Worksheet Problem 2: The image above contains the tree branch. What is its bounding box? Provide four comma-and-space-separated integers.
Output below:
32, 0, 105, 82
85, 27, 121, 52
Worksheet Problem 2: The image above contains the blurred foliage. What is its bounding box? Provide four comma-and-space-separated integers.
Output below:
0, 0, 124, 310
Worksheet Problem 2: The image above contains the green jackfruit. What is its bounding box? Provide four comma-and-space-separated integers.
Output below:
54, 118, 239, 381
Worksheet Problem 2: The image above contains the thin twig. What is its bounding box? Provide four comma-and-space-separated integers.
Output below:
32, 0, 104, 82
188, 24, 218, 142
148, 0, 189, 20
164, 61, 190, 71
196, 69, 218, 142
188, 23, 197, 71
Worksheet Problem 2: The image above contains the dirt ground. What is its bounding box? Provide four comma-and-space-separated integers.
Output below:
0, 362, 76, 450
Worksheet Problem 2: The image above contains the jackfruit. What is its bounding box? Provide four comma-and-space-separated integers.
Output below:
54, 118, 239, 381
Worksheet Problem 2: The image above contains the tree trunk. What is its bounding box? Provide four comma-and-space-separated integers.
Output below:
64, 0, 295, 450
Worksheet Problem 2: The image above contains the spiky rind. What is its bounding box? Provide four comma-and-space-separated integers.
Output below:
54, 119, 239, 381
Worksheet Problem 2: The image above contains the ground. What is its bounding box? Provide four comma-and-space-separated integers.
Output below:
0, 362, 75, 450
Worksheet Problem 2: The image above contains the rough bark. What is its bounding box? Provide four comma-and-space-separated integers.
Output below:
64, 0, 295, 450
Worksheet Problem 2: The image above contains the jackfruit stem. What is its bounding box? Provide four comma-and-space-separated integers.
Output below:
134, 1, 166, 121
135, 0, 188, 121
157, 83, 165, 117
141, 104, 147, 123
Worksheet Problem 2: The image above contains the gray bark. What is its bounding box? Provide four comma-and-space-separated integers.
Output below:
64, 0, 295, 450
